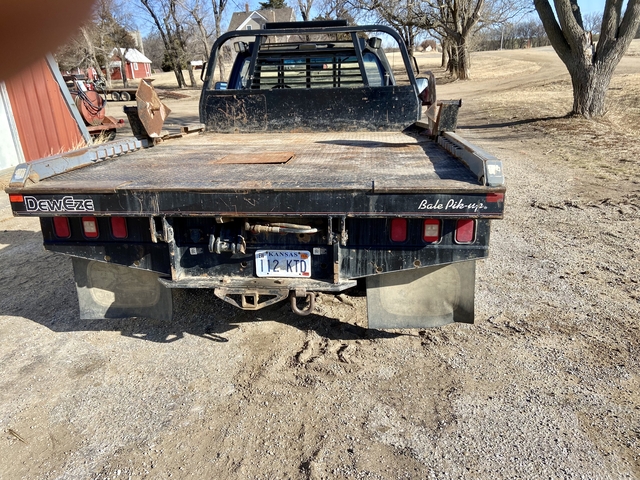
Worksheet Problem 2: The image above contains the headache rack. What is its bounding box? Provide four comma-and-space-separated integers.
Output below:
200, 23, 419, 131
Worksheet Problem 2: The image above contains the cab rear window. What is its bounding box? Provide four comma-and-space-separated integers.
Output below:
233, 49, 386, 89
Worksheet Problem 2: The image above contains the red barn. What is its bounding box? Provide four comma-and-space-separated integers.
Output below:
109, 48, 152, 80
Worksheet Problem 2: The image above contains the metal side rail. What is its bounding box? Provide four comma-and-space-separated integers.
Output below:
9, 137, 147, 188
437, 132, 505, 187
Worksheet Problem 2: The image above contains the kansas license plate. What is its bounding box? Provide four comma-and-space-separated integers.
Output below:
255, 250, 311, 278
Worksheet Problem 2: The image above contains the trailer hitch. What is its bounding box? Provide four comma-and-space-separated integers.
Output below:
214, 287, 287, 310
289, 289, 315, 316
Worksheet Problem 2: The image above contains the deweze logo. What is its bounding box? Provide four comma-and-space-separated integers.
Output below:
24, 196, 95, 213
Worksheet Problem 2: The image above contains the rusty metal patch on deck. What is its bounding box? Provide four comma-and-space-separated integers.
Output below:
215, 152, 295, 164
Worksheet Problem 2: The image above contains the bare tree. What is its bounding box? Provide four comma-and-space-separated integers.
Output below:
167, 0, 197, 87
356, 0, 422, 56
474, 18, 550, 50
316, 0, 357, 22
534, 0, 640, 117
79, 27, 102, 73
109, 24, 137, 87
142, 32, 166, 69
418, 0, 487, 79
211, 0, 230, 80
297, 0, 315, 21
56, 0, 139, 87
582, 11, 603, 35
418, 0, 529, 79
180, 0, 213, 57
139, 0, 188, 87
354, 0, 526, 79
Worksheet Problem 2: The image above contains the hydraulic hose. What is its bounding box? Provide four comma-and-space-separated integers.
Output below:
245, 222, 318, 234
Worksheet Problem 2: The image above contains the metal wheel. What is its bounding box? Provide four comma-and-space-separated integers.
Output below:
120, 91, 131, 101
111, 91, 121, 101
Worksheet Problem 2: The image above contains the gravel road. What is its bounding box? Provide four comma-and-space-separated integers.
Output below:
1, 47, 639, 479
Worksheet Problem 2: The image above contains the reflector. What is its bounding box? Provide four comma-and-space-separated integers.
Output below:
53, 217, 71, 238
9, 194, 23, 203
486, 193, 504, 203
455, 219, 475, 244
390, 218, 407, 242
423, 219, 441, 243
110, 217, 128, 239
82, 217, 99, 238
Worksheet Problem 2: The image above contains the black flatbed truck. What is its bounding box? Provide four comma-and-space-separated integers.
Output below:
5, 22, 505, 329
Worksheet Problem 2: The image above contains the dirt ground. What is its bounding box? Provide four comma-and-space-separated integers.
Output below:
1, 42, 640, 479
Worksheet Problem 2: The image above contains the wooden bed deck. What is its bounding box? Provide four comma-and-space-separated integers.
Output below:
22, 131, 482, 194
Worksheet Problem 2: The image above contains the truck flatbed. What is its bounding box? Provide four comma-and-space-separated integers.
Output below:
16, 131, 489, 194
5, 21, 507, 328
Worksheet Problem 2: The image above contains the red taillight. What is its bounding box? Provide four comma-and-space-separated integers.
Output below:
423, 219, 441, 243
390, 218, 407, 242
486, 193, 504, 203
82, 216, 99, 238
455, 219, 476, 244
9, 194, 23, 203
110, 217, 128, 239
53, 217, 71, 239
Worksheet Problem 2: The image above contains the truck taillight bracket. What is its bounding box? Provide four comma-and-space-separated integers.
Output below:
149, 216, 174, 243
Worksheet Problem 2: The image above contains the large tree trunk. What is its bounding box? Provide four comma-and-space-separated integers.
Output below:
441, 40, 449, 68
169, 38, 186, 88
446, 44, 457, 75
120, 49, 129, 88
104, 63, 112, 88
444, 33, 471, 80
455, 39, 471, 80
569, 64, 614, 117
80, 27, 102, 85
173, 63, 186, 88
187, 62, 197, 88
140, 0, 186, 89
214, 13, 226, 82
405, 26, 415, 58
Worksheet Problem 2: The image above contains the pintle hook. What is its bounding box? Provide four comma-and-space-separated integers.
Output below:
289, 290, 315, 316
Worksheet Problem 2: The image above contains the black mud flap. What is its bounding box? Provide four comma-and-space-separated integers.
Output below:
366, 261, 475, 329
72, 258, 173, 321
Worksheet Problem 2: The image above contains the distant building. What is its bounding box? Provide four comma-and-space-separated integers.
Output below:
109, 48, 152, 80
227, 5, 296, 44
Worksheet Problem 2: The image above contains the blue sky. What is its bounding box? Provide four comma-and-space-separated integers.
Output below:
578, 0, 606, 15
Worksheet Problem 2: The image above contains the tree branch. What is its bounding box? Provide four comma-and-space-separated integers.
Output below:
553, 0, 587, 56
533, 0, 571, 64
596, 0, 640, 66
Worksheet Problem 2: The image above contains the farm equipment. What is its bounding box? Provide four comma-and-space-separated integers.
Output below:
65, 75, 124, 139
